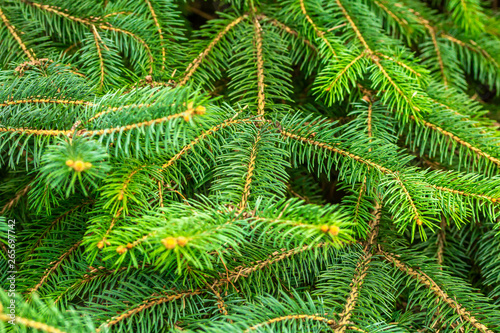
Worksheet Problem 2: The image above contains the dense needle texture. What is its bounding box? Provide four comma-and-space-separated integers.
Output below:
1, 0, 500, 332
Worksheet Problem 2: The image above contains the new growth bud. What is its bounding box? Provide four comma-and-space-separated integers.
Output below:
66, 159, 92, 172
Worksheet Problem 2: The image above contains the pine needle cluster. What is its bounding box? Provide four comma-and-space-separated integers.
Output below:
1, 0, 500, 332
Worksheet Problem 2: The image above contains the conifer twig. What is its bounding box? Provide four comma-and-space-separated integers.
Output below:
409, 115, 500, 169
299, 0, 336, 57
91, 25, 105, 89
144, 0, 165, 70
101, 243, 329, 329
253, 16, 266, 117
260, 15, 317, 52
0, 7, 36, 61
29, 240, 83, 296
0, 183, 31, 215
180, 15, 248, 86
24, 0, 154, 73
0, 313, 67, 333
335, 251, 372, 332
245, 314, 337, 332
380, 250, 493, 333
161, 117, 252, 170
238, 130, 262, 213
28, 202, 90, 255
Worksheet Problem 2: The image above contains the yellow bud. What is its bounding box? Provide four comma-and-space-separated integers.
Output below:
186, 101, 194, 109
183, 113, 191, 122
105, 240, 111, 246
73, 160, 85, 172
118, 193, 124, 201
116, 246, 127, 254
416, 219, 423, 226
320, 225, 329, 233
126, 243, 133, 249
329, 225, 340, 236
162, 237, 177, 250
97, 241, 104, 249
195, 105, 206, 114
177, 236, 188, 247
84, 162, 92, 169
66, 159, 74, 167
492, 198, 497, 203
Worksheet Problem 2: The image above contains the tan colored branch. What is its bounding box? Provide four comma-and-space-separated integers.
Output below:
29, 241, 82, 295
91, 25, 105, 88
254, 17, 266, 117
409, 115, 500, 169
0, 7, 36, 61
99, 243, 329, 330
335, 252, 372, 332
380, 250, 493, 333
246, 314, 336, 332
0, 183, 31, 215
238, 131, 262, 213
180, 15, 248, 86
144, 0, 165, 69
0, 313, 66, 333
299, 0, 337, 57
161, 117, 252, 170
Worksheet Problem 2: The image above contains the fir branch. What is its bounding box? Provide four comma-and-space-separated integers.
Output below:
24, 0, 91, 25
393, 173, 422, 226
245, 314, 337, 331
253, 17, 266, 117
227, 243, 328, 282
238, 130, 262, 212
0, 183, 31, 215
335, 0, 370, 50
91, 25, 105, 89
180, 15, 248, 86
442, 34, 500, 69
430, 184, 498, 203
24, 0, 154, 73
28, 240, 82, 296
98, 24, 154, 74
352, 178, 367, 226
325, 51, 367, 92
161, 116, 252, 170
1, 108, 201, 137
0, 313, 66, 333
206, 283, 230, 318
0, 6, 36, 61
117, 166, 145, 202
298, 0, 336, 57
336, 252, 373, 332
375, 52, 422, 78
101, 243, 329, 329
98, 207, 123, 248
0, 98, 94, 108
97, 289, 204, 331
365, 201, 382, 248
371, 0, 409, 30
426, 24, 447, 87
144, 0, 165, 70
380, 250, 493, 333
261, 15, 317, 52
27, 201, 91, 256
280, 130, 391, 174
283, 128, 500, 206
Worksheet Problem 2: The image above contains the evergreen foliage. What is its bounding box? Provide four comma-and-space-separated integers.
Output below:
1, 0, 500, 332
